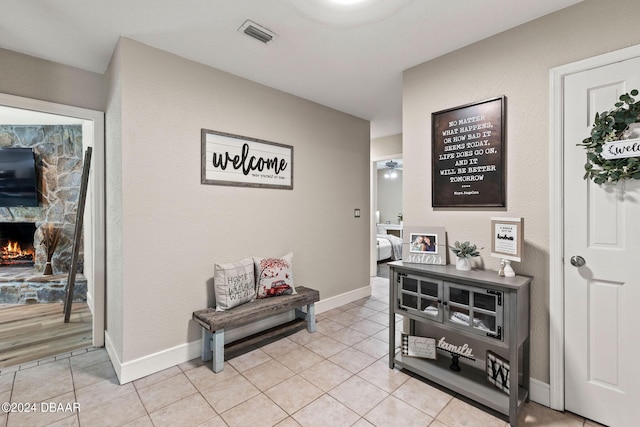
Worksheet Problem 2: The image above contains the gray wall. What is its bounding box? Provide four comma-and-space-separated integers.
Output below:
105, 38, 371, 362
105, 41, 125, 361
402, 0, 640, 384
0, 47, 105, 111
371, 133, 402, 159
0, 38, 371, 371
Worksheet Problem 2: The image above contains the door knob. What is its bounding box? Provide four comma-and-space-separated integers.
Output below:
570, 255, 585, 267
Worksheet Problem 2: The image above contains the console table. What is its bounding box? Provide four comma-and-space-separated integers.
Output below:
388, 261, 531, 427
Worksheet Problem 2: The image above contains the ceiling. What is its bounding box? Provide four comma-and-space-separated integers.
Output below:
0, 0, 583, 138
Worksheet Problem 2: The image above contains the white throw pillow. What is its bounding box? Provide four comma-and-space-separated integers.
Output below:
214, 257, 256, 311
253, 252, 296, 298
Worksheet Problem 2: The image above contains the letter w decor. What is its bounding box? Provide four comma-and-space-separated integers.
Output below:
486, 351, 511, 394
201, 129, 294, 190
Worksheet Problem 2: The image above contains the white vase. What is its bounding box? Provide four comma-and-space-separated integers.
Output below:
455, 257, 471, 271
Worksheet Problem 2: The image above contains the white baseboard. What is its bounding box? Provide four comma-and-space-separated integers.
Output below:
529, 378, 550, 407
315, 285, 371, 313
105, 284, 372, 384
106, 331, 202, 385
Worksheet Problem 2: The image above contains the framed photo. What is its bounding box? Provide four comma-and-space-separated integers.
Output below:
490, 217, 523, 262
403, 226, 446, 265
201, 129, 293, 190
409, 233, 438, 254
432, 96, 506, 207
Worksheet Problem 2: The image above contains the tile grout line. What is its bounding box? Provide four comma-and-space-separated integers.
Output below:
68, 357, 82, 427
273, 315, 387, 425
176, 363, 220, 425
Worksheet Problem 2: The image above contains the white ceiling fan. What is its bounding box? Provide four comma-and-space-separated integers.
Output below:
383, 160, 402, 179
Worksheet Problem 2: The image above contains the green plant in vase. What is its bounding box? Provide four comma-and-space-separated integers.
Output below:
449, 241, 481, 271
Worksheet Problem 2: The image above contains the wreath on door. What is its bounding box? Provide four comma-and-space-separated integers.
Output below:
579, 89, 640, 184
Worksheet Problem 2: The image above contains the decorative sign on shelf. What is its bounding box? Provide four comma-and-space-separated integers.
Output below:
201, 129, 293, 190
403, 226, 446, 265
490, 217, 523, 262
486, 351, 510, 395
432, 96, 505, 207
402, 334, 437, 359
437, 336, 476, 361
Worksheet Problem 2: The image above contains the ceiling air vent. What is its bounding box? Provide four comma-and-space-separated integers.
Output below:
238, 20, 277, 44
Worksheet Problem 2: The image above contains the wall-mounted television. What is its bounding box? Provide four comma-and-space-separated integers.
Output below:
0, 148, 38, 207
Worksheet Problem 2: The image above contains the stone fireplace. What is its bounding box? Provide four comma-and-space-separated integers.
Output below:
0, 124, 87, 304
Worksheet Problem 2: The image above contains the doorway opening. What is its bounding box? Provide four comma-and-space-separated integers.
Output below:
371, 154, 403, 278
0, 94, 104, 369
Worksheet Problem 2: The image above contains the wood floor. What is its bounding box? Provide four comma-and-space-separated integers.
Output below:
0, 302, 92, 369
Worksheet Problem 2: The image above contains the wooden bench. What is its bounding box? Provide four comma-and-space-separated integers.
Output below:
193, 286, 320, 373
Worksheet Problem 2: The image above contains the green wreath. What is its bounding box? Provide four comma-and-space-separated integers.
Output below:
579, 89, 640, 184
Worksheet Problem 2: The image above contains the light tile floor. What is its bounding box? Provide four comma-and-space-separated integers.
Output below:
0, 277, 605, 427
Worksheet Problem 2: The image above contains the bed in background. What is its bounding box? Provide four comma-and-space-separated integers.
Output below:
377, 233, 403, 261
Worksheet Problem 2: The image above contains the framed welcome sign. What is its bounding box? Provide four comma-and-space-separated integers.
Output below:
201, 129, 293, 190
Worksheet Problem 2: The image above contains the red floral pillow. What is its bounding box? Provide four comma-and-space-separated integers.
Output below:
253, 252, 296, 298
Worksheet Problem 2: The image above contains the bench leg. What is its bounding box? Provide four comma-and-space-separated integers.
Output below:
212, 329, 225, 373
201, 329, 213, 362
306, 303, 316, 333
295, 303, 317, 333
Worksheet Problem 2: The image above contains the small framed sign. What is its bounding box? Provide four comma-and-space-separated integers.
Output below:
201, 129, 293, 190
490, 217, 523, 262
432, 96, 506, 207
402, 334, 437, 360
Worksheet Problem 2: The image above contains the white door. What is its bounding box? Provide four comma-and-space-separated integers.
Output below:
563, 57, 640, 427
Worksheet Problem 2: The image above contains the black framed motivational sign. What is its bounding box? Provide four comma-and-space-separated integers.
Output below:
431, 96, 505, 207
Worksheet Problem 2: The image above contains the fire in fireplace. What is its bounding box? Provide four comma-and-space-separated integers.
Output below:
0, 222, 36, 266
